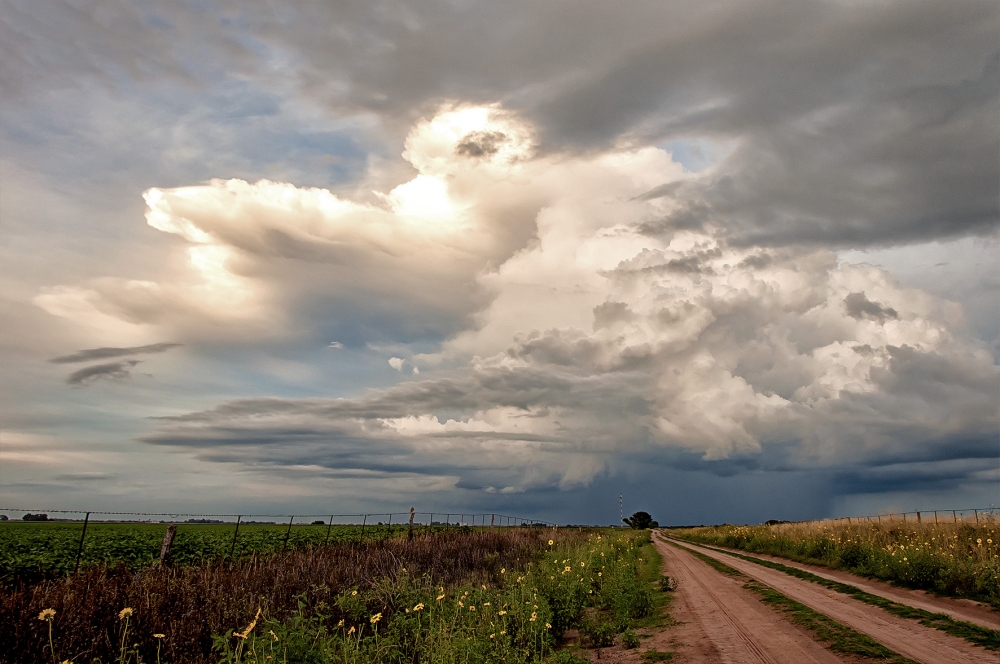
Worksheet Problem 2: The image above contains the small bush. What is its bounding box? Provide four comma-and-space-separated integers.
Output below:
658, 575, 676, 592
621, 629, 641, 649
550, 651, 591, 664
581, 616, 617, 647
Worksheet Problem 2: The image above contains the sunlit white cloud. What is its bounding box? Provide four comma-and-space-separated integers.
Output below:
99, 105, 997, 495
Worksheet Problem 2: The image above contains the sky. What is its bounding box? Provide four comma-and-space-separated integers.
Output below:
0, 0, 997, 526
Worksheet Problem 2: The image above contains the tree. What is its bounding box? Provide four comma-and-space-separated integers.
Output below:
623, 511, 658, 529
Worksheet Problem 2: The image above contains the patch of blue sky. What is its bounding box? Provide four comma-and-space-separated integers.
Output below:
659, 137, 726, 172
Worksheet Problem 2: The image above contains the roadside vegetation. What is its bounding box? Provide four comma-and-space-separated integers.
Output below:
673, 517, 1000, 607
3, 527, 656, 663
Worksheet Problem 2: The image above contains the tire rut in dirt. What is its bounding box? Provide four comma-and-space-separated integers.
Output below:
670, 538, 999, 664
657, 537, 845, 663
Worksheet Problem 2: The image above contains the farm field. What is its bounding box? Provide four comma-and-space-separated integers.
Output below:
3, 527, 663, 664
670, 516, 1000, 608
0, 521, 443, 582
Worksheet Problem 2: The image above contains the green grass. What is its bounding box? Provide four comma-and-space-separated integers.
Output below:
666, 540, 914, 663
0, 521, 428, 582
682, 540, 1000, 651
633, 531, 676, 630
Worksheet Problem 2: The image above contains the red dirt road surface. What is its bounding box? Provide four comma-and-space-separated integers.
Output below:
664, 536, 1000, 664
654, 536, 846, 663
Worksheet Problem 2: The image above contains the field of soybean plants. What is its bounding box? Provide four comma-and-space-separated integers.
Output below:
2, 527, 660, 664
673, 514, 1000, 608
0, 520, 417, 583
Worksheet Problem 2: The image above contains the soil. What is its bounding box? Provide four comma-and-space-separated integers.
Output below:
692, 541, 1000, 630
585, 535, 849, 663
667, 536, 1000, 664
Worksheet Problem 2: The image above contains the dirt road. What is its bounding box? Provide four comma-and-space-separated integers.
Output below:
693, 541, 1000, 630
664, 536, 1000, 664
653, 536, 847, 663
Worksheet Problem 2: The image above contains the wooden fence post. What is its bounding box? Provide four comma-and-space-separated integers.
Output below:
408, 507, 415, 541
73, 512, 90, 575
916, 511, 921, 523
359, 514, 367, 543
386, 513, 392, 539
229, 515, 242, 560
282, 515, 295, 552
491, 513, 495, 529
159, 524, 177, 565
325, 515, 334, 545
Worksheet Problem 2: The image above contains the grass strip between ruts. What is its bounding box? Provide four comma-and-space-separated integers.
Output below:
674, 537, 1000, 651
666, 539, 916, 664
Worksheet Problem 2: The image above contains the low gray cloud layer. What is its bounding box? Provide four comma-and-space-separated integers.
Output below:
67, 360, 140, 386
51, 342, 181, 364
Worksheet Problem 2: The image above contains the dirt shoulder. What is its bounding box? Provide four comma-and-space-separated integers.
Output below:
669, 537, 1000, 664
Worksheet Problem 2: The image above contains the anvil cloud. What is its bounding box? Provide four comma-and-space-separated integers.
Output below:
1, 1, 996, 523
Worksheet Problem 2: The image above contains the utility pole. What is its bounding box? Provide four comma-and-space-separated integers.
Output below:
619, 493, 623, 527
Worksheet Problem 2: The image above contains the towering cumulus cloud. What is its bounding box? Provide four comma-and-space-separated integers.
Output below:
39, 105, 998, 494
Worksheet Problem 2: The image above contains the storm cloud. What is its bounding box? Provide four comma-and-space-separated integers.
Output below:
2, 1, 996, 521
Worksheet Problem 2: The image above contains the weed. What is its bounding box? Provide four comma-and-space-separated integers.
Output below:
621, 629, 641, 648
641, 648, 674, 662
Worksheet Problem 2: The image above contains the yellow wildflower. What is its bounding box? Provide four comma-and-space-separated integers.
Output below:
413, 603, 425, 612
153, 633, 165, 639
38, 608, 56, 621
370, 613, 382, 624
118, 608, 134, 620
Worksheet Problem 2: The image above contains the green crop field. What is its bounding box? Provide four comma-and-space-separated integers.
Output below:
0, 521, 426, 582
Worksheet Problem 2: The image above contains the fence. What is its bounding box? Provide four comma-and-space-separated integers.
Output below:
780, 507, 995, 527
0, 507, 557, 577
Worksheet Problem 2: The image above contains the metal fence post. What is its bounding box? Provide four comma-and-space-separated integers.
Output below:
229, 515, 242, 559
73, 512, 90, 575
282, 515, 295, 552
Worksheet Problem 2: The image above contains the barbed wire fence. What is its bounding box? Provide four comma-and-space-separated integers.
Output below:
765, 506, 996, 527
0, 507, 559, 575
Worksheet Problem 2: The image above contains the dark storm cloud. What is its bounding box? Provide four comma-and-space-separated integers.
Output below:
66, 360, 140, 386
843, 293, 898, 323
50, 342, 181, 364
6, 1, 995, 248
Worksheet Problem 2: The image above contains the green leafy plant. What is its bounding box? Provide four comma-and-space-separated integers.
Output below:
621, 629, 641, 649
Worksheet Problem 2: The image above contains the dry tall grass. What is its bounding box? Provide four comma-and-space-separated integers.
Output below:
2, 528, 548, 664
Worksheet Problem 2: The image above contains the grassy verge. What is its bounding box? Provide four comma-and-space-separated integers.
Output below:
633, 530, 674, 630
667, 540, 914, 663
682, 539, 1000, 651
